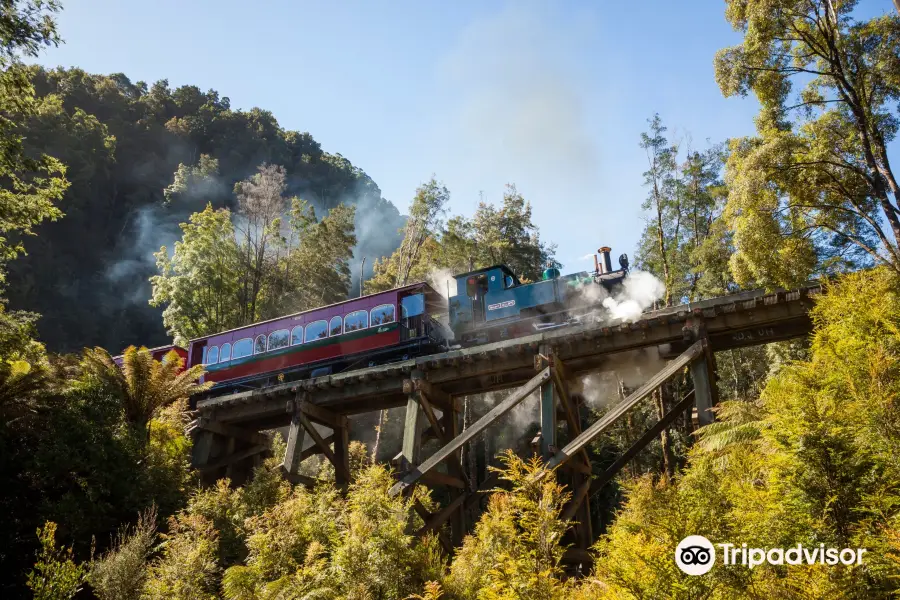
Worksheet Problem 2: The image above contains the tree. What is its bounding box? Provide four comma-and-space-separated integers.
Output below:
368, 183, 558, 293
150, 204, 242, 345
7, 66, 403, 353
26, 522, 86, 600
395, 176, 449, 287
590, 268, 900, 598
78, 345, 210, 431
163, 154, 223, 206
0, 0, 69, 284
636, 114, 682, 307
715, 0, 900, 287
234, 164, 291, 323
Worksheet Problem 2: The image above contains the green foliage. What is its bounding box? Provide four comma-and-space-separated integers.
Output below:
589, 268, 900, 598
368, 183, 557, 293
26, 521, 87, 600
78, 345, 212, 429
151, 162, 358, 343
715, 1, 900, 287
88, 505, 157, 600
150, 204, 243, 345
1, 345, 199, 597
143, 512, 220, 600
7, 66, 402, 353
0, 0, 69, 284
635, 114, 731, 306
446, 452, 571, 600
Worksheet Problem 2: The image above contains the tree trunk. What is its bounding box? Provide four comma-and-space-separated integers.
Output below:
655, 387, 674, 480
372, 408, 386, 463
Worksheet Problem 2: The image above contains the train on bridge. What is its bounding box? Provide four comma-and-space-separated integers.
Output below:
117, 247, 629, 398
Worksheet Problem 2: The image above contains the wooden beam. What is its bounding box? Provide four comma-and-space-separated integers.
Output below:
192, 430, 215, 468
282, 471, 318, 488
298, 434, 334, 463
421, 470, 466, 489
401, 372, 427, 465
545, 341, 703, 470
413, 500, 452, 553
333, 423, 351, 488
200, 444, 267, 472
590, 390, 696, 495
390, 368, 551, 497
282, 412, 306, 475
561, 477, 592, 523
417, 388, 448, 444
562, 548, 594, 566
296, 411, 351, 484
297, 398, 347, 429
417, 492, 466, 536
195, 418, 268, 446
549, 356, 593, 472
414, 379, 453, 411
690, 346, 717, 427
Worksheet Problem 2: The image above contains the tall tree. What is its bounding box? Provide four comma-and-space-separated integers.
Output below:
367, 182, 557, 293
233, 164, 290, 323
636, 114, 682, 307
150, 204, 242, 345
0, 0, 68, 284
394, 176, 449, 287
715, 0, 900, 287
151, 159, 358, 343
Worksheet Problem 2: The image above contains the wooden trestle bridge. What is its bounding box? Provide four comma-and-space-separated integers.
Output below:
190, 283, 822, 564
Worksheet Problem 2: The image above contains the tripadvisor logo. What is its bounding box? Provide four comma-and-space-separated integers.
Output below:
675, 536, 868, 575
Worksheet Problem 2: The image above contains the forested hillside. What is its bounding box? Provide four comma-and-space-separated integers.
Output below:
5, 1, 900, 599
6, 67, 405, 352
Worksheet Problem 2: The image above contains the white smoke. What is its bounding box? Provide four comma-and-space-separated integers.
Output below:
427, 268, 457, 300
574, 347, 668, 411
601, 270, 666, 322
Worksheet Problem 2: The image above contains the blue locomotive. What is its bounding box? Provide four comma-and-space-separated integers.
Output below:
449, 247, 629, 345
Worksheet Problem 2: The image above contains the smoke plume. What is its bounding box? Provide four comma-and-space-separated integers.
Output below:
573, 347, 668, 411
601, 270, 666, 322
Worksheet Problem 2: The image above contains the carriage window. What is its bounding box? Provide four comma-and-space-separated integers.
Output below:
344, 310, 368, 332
268, 329, 290, 351
370, 304, 395, 326
232, 338, 253, 359
401, 294, 425, 318
205, 345, 219, 365
305, 320, 327, 342
219, 343, 231, 362
329, 316, 342, 336
254, 335, 266, 354
291, 325, 304, 345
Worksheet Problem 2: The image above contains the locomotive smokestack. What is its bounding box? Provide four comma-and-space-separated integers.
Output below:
593, 254, 600, 274
599, 247, 612, 273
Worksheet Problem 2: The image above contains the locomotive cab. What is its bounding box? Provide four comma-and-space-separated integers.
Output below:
448, 246, 630, 345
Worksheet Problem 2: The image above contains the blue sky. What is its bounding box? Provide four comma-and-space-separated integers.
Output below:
31, 1, 892, 271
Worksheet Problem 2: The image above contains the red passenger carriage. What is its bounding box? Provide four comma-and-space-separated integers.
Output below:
186, 282, 448, 396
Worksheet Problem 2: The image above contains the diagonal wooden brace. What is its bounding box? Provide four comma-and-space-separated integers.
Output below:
390, 367, 551, 497
545, 341, 704, 470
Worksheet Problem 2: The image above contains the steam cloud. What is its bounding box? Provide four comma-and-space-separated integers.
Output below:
601, 270, 667, 322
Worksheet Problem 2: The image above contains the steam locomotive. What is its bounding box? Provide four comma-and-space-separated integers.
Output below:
118, 247, 628, 396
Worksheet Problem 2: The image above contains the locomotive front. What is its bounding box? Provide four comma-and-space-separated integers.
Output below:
448, 246, 629, 346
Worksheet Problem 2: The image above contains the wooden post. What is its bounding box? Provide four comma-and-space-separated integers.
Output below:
440, 395, 467, 545
401, 370, 427, 466
690, 352, 717, 427
539, 344, 556, 458
282, 411, 307, 475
